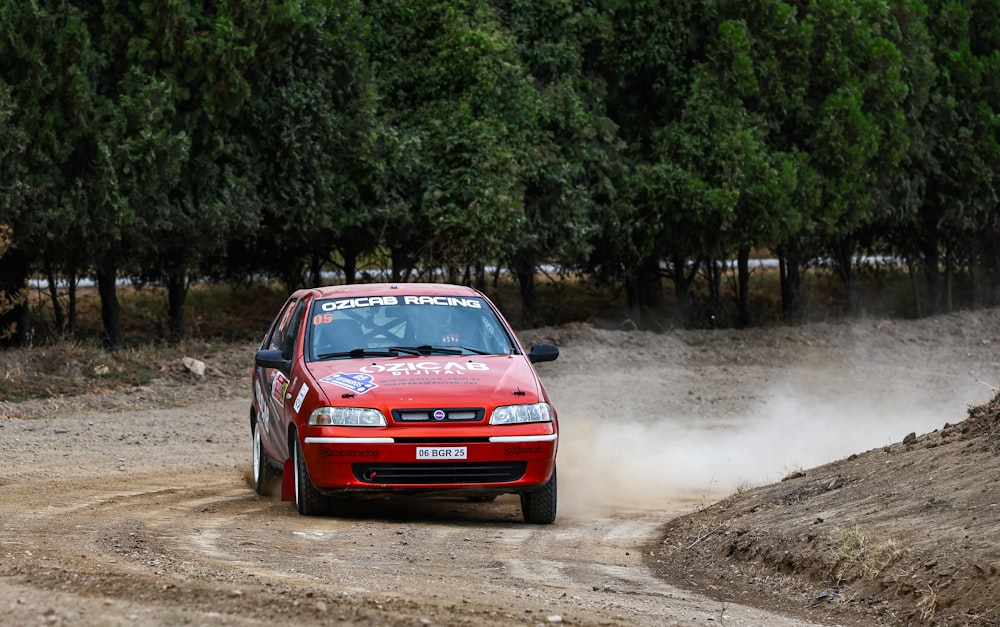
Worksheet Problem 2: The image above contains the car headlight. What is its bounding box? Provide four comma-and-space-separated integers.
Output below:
309, 406, 387, 427
489, 402, 553, 425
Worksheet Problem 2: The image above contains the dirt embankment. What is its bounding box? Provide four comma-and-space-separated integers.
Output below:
650, 394, 1000, 625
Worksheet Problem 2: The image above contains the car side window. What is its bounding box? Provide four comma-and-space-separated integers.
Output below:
265, 297, 305, 358
264, 299, 295, 350
279, 299, 308, 358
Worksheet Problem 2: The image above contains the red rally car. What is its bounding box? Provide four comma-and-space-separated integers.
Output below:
250, 283, 561, 523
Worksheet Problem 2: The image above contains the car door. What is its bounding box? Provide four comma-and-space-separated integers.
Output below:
255, 296, 307, 463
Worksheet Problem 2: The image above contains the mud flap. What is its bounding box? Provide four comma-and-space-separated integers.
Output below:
281, 457, 295, 501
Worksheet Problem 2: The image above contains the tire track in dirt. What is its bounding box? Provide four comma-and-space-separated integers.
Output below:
1, 459, 822, 625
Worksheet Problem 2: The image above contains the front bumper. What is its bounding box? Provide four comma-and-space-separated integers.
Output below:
300, 426, 557, 494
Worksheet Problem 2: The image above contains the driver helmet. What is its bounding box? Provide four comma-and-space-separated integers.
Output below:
414, 309, 461, 345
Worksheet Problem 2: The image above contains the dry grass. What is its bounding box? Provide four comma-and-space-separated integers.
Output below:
9, 276, 620, 402
0, 339, 229, 402
916, 583, 938, 622
826, 525, 902, 584
2, 261, 971, 403
28, 281, 286, 343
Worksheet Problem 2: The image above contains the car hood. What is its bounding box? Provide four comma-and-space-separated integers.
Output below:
305, 354, 544, 409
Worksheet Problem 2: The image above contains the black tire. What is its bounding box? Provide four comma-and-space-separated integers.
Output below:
293, 436, 330, 516
520, 467, 557, 524
252, 420, 280, 496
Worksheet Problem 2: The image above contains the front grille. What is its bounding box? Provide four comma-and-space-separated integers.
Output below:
353, 462, 527, 484
392, 408, 483, 422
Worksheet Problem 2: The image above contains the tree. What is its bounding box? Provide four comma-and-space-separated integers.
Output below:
494, 0, 617, 324
728, 0, 909, 320
93, 0, 267, 342
910, 0, 1000, 314
587, 0, 722, 324
0, 1, 105, 346
0, 77, 27, 342
242, 0, 377, 290
634, 16, 801, 327
368, 1, 542, 288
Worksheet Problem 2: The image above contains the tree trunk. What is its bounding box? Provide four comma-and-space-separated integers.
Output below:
834, 237, 859, 316
920, 236, 940, 316
67, 274, 78, 335
0, 246, 31, 347
907, 256, 922, 318
969, 234, 982, 309
638, 255, 665, 325
778, 247, 805, 323
97, 257, 122, 349
167, 271, 187, 343
736, 247, 750, 329
992, 231, 1000, 306
669, 254, 697, 329
473, 262, 486, 292
706, 258, 722, 310
624, 274, 641, 328
340, 240, 361, 285
944, 242, 953, 313
309, 253, 323, 287
45, 261, 65, 333
513, 258, 537, 326
343, 253, 357, 285
390, 246, 413, 283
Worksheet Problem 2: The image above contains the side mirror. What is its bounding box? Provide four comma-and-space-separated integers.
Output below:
255, 349, 291, 373
528, 343, 559, 364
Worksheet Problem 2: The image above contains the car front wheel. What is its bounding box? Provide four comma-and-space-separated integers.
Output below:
252, 421, 280, 496
293, 436, 330, 516
520, 467, 557, 524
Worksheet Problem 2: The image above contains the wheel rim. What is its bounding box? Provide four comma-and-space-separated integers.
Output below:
252, 424, 262, 485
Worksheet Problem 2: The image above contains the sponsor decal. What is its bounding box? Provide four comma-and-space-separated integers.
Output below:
318, 447, 379, 460
254, 380, 270, 432
504, 445, 543, 456
270, 372, 289, 404
360, 361, 489, 376
320, 372, 378, 395
319, 296, 398, 311
316, 295, 483, 312
401, 296, 482, 308
293, 383, 309, 413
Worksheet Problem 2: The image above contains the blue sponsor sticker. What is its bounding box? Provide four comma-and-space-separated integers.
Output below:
321, 372, 378, 395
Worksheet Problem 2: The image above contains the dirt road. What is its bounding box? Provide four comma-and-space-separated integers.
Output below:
2, 310, 998, 626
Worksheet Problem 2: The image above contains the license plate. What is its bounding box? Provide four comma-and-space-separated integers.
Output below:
416, 446, 467, 460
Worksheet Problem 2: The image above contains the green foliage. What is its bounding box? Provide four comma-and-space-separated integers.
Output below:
0, 1, 104, 263
368, 0, 537, 280
2, 0, 1000, 343
239, 0, 375, 287
498, 0, 617, 286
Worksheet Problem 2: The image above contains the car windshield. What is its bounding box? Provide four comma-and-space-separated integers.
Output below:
307, 295, 517, 361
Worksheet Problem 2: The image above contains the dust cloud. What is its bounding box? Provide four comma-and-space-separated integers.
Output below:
555, 376, 988, 520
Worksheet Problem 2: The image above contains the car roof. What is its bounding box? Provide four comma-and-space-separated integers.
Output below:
295, 282, 485, 300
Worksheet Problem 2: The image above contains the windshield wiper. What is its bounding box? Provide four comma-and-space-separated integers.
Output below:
455, 345, 492, 355
384, 345, 458, 356
318, 346, 491, 360
389, 345, 493, 356
384, 346, 423, 356
317, 348, 403, 359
